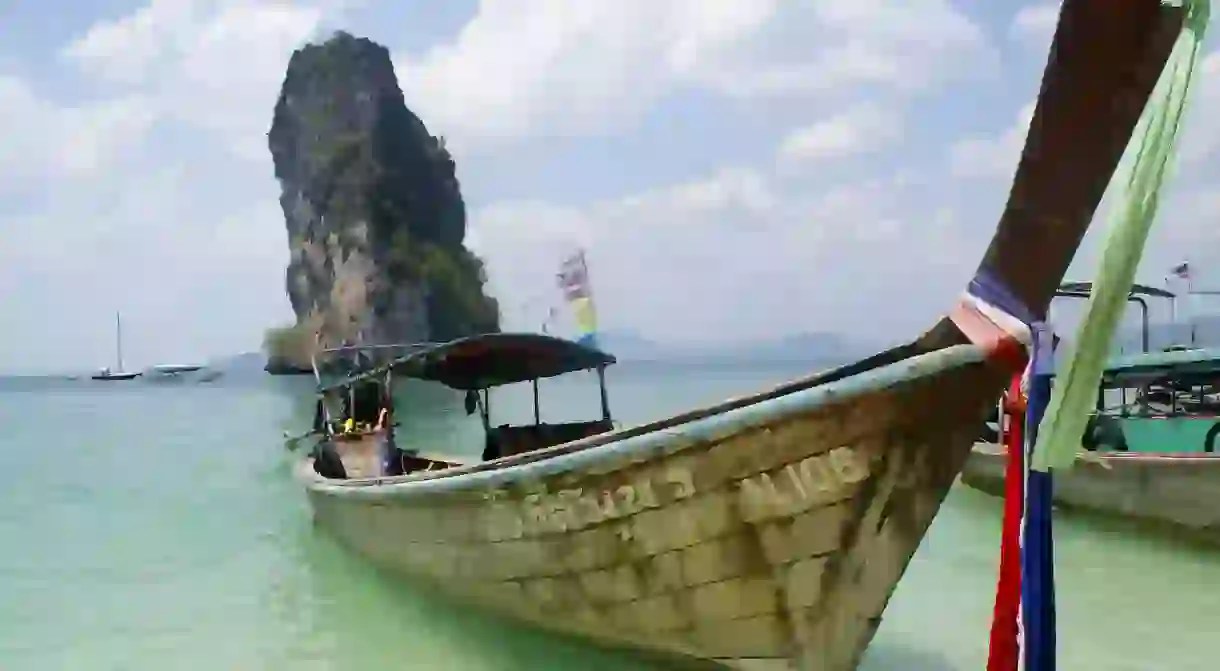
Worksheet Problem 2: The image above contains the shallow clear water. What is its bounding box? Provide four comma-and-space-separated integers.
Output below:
0, 364, 1216, 670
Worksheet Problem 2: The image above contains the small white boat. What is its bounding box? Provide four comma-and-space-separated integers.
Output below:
145, 363, 205, 380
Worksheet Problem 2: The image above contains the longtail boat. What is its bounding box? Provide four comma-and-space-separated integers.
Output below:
294, 2, 1187, 668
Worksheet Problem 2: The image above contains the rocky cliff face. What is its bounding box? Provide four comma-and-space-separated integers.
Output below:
266, 31, 498, 368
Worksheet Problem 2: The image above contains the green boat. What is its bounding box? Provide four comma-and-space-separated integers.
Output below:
1094, 346, 1220, 453
1059, 280, 1220, 454
977, 281, 1220, 452
964, 282, 1220, 541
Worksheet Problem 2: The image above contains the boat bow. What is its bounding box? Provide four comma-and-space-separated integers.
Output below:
296, 3, 1188, 669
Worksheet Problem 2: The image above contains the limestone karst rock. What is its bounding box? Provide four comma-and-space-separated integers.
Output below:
264, 31, 498, 372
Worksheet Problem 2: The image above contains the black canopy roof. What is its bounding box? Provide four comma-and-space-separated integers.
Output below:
318, 332, 616, 393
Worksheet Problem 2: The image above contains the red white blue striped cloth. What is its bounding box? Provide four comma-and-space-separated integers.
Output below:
949, 273, 1056, 671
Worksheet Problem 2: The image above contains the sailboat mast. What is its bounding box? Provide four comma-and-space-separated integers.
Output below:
116, 311, 124, 373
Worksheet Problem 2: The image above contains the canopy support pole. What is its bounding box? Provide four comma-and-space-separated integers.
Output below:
532, 379, 541, 425
597, 366, 611, 422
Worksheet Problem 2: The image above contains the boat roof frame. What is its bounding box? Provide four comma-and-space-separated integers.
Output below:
1056, 280, 1175, 300
317, 332, 617, 394
1055, 280, 1174, 354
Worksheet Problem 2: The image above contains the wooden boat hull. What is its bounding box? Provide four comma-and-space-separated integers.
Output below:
961, 443, 1220, 543
300, 345, 1004, 670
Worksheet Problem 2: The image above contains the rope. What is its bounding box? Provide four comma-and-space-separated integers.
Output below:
1032, 0, 1211, 472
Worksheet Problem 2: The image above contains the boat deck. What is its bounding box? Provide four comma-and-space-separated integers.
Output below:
332, 433, 383, 478
331, 433, 465, 479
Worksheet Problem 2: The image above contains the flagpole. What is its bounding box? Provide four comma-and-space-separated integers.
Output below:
1187, 260, 1197, 346
1165, 276, 1176, 328
578, 249, 598, 325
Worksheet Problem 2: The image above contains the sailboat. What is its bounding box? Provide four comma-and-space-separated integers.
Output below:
92, 312, 141, 381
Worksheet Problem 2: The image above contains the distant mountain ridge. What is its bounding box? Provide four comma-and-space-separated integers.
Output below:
203, 314, 1220, 380
206, 352, 269, 377
594, 330, 875, 365
599, 317, 1220, 366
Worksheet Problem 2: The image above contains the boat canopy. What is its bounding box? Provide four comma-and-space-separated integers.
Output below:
318, 332, 617, 393
1055, 280, 1176, 354
1101, 346, 1220, 385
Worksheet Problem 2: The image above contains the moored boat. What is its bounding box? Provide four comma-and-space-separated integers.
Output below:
963, 325, 1220, 542
92, 312, 142, 381
1055, 280, 1220, 454
145, 363, 205, 381
962, 443, 1220, 543
91, 369, 141, 381
293, 2, 1190, 668
976, 281, 1220, 448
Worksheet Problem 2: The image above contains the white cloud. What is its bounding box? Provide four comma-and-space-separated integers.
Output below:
682, 0, 990, 98
942, 44, 1220, 298
61, 0, 333, 159
949, 101, 1034, 180
0, 77, 158, 193
0, 0, 348, 371
470, 163, 978, 345
395, 0, 989, 148
950, 45, 1220, 181
1009, 3, 1060, 48
1178, 50, 1220, 166
393, 0, 775, 146
777, 103, 902, 164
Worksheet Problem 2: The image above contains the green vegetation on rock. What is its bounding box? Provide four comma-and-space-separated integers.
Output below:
385, 229, 500, 340
262, 323, 316, 373
263, 31, 500, 372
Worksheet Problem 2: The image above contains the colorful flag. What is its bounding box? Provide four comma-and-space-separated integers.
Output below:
556, 250, 599, 347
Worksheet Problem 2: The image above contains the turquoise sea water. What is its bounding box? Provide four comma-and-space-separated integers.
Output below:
0, 363, 1216, 670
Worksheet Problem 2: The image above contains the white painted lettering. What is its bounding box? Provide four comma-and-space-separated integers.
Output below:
738, 446, 869, 521
828, 446, 869, 484
666, 467, 696, 500
487, 466, 698, 534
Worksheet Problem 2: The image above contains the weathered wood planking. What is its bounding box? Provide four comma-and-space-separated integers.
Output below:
302, 347, 1003, 669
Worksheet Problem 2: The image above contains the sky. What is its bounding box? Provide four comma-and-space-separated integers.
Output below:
2, 0, 1219, 373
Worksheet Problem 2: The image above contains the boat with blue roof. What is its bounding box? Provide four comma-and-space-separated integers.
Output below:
964, 281, 1220, 541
